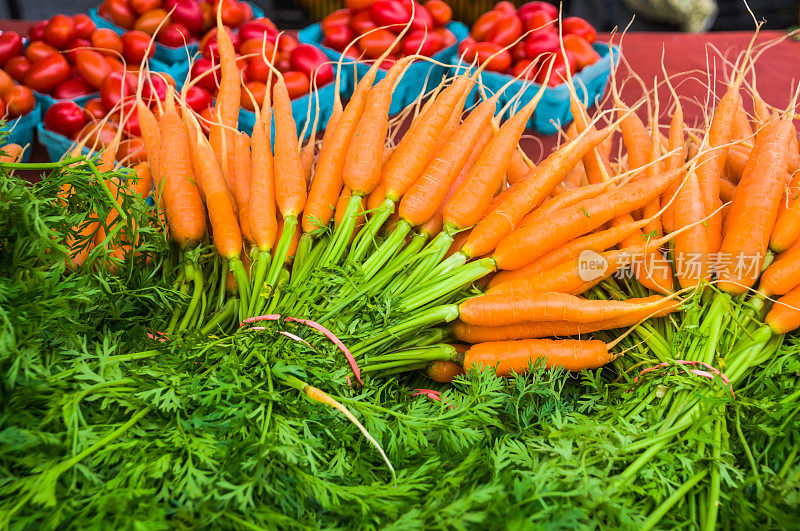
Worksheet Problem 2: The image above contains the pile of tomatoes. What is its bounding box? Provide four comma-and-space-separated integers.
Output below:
189, 19, 334, 109
98, 0, 255, 48
320, 0, 455, 68
0, 39, 35, 119
458, 1, 600, 86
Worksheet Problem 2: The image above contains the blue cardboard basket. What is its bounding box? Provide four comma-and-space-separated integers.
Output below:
298, 21, 469, 115
90, 2, 264, 65
36, 122, 90, 162
1, 103, 41, 162
456, 42, 620, 135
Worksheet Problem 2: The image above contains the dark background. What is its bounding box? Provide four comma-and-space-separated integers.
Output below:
1, 0, 797, 31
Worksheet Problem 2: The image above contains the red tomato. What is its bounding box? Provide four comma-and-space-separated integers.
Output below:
0, 70, 13, 97
5, 85, 35, 117
461, 41, 511, 72
25, 54, 71, 93
100, 70, 137, 112
522, 10, 555, 33
245, 56, 269, 83
457, 36, 475, 58
283, 70, 310, 99
238, 19, 278, 43
562, 17, 597, 43
321, 9, 350, 33
510, 41, 527, 62
274, 50, 291, 73
277, 34, 298, 53
75, 50, 111, 89
357, 28, 398, 59
190, 56, 219, 92
518, 1, 558, 19
241, 80, 265, 111
0, 98, 5, 117
200, 27, 240, 59
323, 24, 354, 52
487, 14, 523, 46
349, 10, 377, 36
424, 0, 451, 26
120, 110, 141, 136
494, 1, 517, 14
134, 10, 170, 35
130, 0, 162, 15
84, 97, 106, 120
117, 137, 147, 164
122, 31, 155, 64
524, 31, 559, 59
471, 10, 504, 41
536, 52, 574, 86
4, 57, 30, 83
102, 0, 137, 29
25, 41, 59, 63
401, 29, 443, 56
511, 58, 536, 79
45, 14, 76, 49
200, 1, 215, 32
290, 44, 334, 87
44, 101, 87, 136
53, 76, 96, 99
163, 0, 203, 35
218, 0, 247, 28
346, 0, 375, 8
404, 1, 434, 31
369, 0, 410, 27
63, 39, 92, 64
378, 57, 396, 69
71, 14, 97, 40
158, 22, 191, 47
91, 28, 124, 54
239, 37, 275, 59
562, 34, 600, 69
184, 84, 213, 112
141, 73, 169, 104
105, 55, 125, 72
74, 122, 118, 147
0, 31, 23, 67
28, 20, 47, 42
435, 27, 455, 46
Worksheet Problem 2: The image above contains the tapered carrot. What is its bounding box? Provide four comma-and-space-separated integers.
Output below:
717, 119, 794, 293
157, 92, 205, 249
463, 339, 612, 374
426, 359, 465, 382
0, 143, 23, 163
672, 169, 709, 288
453, 297, 680, 342
516, 179, 615, 229
719, 178, 736, 202
725, 144, 750, 183
493, 169, 681, 270
487, 217, 649, 288
765, 286, 800, 334
770, 169, 800, 252
442, 64, 552, 231
759, 240, 800, 296
248, 96, 277, 253
507, 146, 532, 185
460, 292, 673, 326
463, 122, 617, 258
233, 132, 253, 243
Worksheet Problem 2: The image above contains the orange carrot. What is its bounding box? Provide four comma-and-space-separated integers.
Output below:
765, 286, 800, 334
248, 99, 277, 253
233, 132, 253, 243
426, 359, 465, 382
463, 339, 612, 375
507, 146, 532, 185
759, 241, 800, 296
717, 119, 794, 293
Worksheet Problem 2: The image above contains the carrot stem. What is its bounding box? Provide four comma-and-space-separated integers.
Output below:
350, 305, 460, 356
291, 233, 314, 279
178, 261, 204, 332
229, 257, 251, 322
348, 199, 394, 264
261, 216, 298, 311
248, 250, 272, 316
398, 258, 496, 313
201, 297, 239, 335
360, 220, 412, 281
388, 231, 454, 296
320, 195, 361, 268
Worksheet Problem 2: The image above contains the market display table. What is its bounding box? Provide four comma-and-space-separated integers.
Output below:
1, 19, 797, 167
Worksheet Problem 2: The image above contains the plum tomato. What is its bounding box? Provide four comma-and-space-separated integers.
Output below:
44, 100, 88, 137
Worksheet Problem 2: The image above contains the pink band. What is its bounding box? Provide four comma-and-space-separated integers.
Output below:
410, 388, 454, 409
241, 314, 363, 386
632, 359, 735, 397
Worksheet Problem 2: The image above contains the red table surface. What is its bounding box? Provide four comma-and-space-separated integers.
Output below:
1, 19, 797, 168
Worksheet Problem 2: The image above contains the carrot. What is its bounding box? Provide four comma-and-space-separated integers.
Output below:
463, 339, 612, 375
493, 169, 681, 270
765, 285, 800, 334
732, 96, 754, 145
136, 100, 161, 199
248, 97, 277, 253
157, 92, 205, 249
129, 162, 153, 198
719, 178, 736, 203
717, 119, 794, 293
442, 67, 552, 231
426, 360, 465, 383
770, 167, 800, 252
233, 132, 253, 243
272, 77, 307, 219
759, 241, 800, 296
463, 122, 617, 258
724, 144, 750, 183
208, 7, 240, 191
487, 217, 649, 288
507, 145, 532, 185
334, 187, 366, 242
672, 169, 709, 288
516, 179, 615, 229
0, 143, 23, 163
453, 297, 680, 342
459, 292, 674, 326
